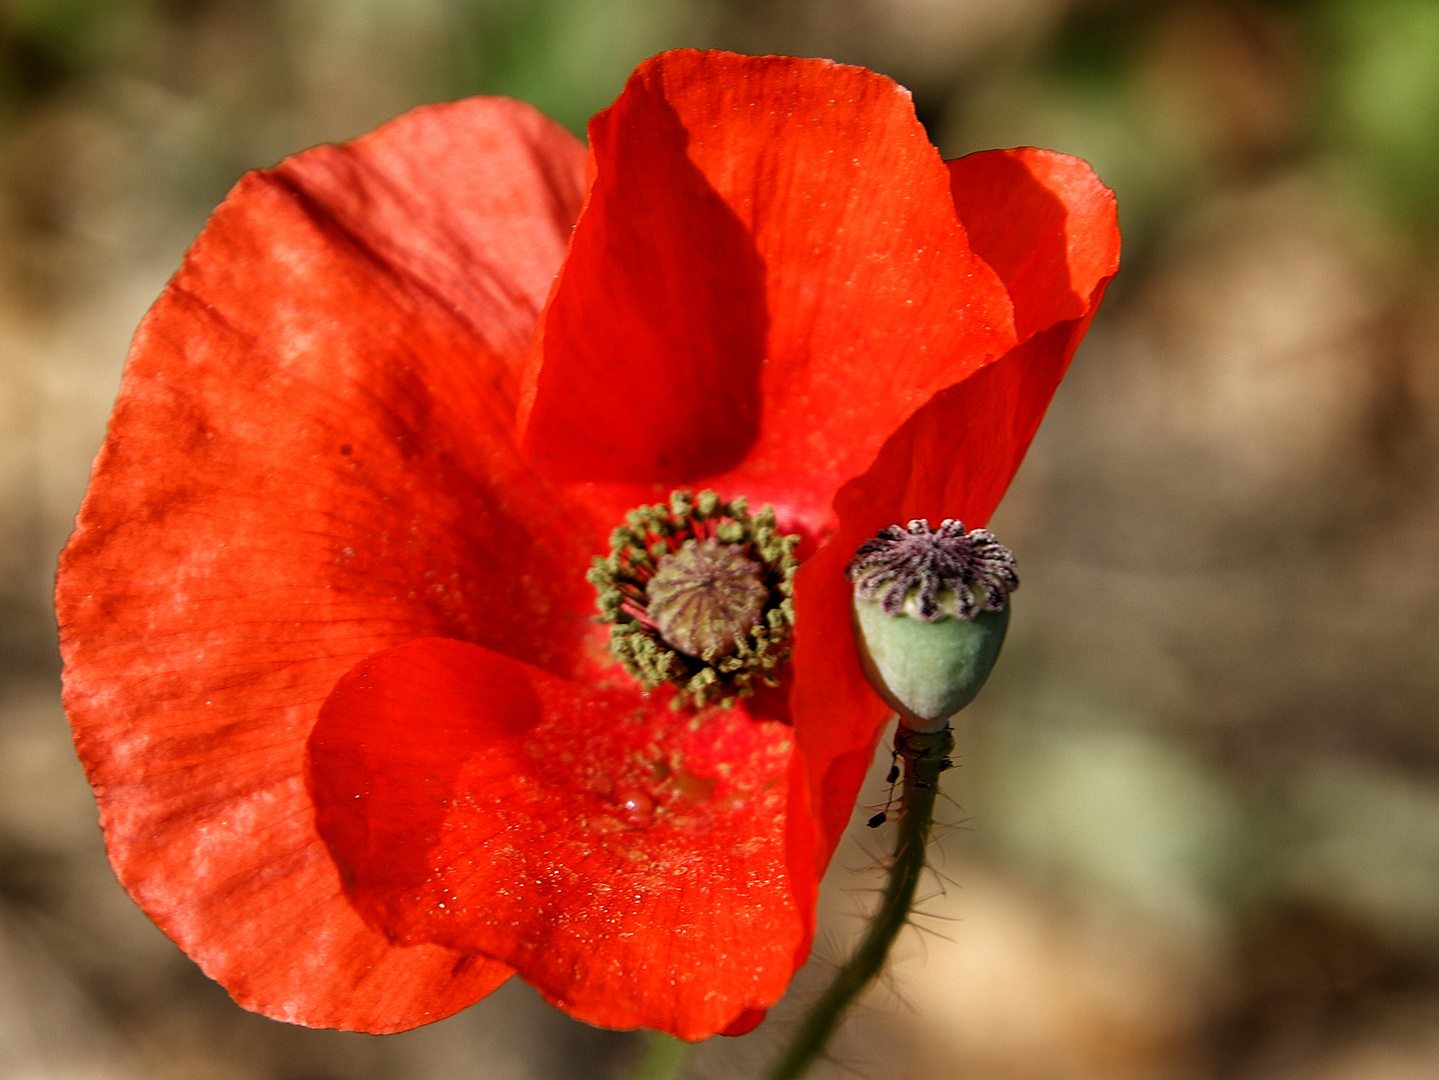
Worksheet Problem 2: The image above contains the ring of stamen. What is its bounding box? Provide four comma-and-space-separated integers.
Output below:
588, 490, 799, 709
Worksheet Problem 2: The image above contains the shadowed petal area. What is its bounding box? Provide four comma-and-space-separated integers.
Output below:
789, 149, 1121, 863
522, 50, 1018, 527
520, 61, 769, 483
56, 100, 592, 1031
308, 638, 807, 1041
947, 147, 1122, 343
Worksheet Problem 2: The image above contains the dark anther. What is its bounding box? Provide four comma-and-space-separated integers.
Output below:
866, 812, 888, 829
885, 763, 900, 785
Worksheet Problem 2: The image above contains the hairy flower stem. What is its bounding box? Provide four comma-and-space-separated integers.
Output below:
762, 722, 954, 1080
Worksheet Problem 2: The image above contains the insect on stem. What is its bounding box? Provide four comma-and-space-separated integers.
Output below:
760, 719, 954, 1080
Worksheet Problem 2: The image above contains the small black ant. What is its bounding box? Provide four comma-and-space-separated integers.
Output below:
866, 750, 958, 825
867, 751, 905, 827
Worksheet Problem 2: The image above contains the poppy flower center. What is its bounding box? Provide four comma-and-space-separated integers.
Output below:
648, 537, 768, 658
588, 490, 798, 708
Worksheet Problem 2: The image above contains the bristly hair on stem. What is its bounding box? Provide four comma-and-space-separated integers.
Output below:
760, 721, 955, 1080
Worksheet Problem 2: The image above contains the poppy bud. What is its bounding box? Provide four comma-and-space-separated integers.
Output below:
846, 519, 1017, 731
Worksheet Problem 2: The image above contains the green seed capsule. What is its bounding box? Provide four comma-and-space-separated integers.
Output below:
846, 518, 1017, 731
852, 595, 1009, 732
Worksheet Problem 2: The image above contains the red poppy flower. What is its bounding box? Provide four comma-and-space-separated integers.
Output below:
56, 50, 1118, 1041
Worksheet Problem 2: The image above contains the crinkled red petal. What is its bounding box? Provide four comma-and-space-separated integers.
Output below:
791, 149, 1121, 863
308, 638, 806, 1041
278, 99, 588, 404
521, 50, 1018, 528
56, 98, 591, 1031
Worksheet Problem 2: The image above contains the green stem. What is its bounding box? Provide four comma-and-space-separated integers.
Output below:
630, 1030, 693, 1080
762, 723, 953, 1080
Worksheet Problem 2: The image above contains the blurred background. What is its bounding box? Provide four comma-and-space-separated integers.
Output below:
3, 0, 1439, 1076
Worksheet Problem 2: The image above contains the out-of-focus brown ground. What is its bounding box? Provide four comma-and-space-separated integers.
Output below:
4, 0, 1439, 1077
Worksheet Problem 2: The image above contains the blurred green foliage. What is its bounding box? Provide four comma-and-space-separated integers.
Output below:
1322, 0, 1439, 224
442, 0, 716, 132
3, 0, 1435, 228
943, 0, 1439, 248
2, 0, 145, 97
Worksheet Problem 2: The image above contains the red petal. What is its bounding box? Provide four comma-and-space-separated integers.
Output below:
722, 1008, 768, 1037
521, 50, 1018, 530
791, 150, 1120, 862
308, 638, 808, 1041
57, 98, 591, 1031
277, 98, 587, 404
946, 147, 1121, 342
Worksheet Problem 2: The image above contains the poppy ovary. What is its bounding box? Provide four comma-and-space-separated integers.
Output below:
847, 518, 1017, 732
588, 490, 799, 709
